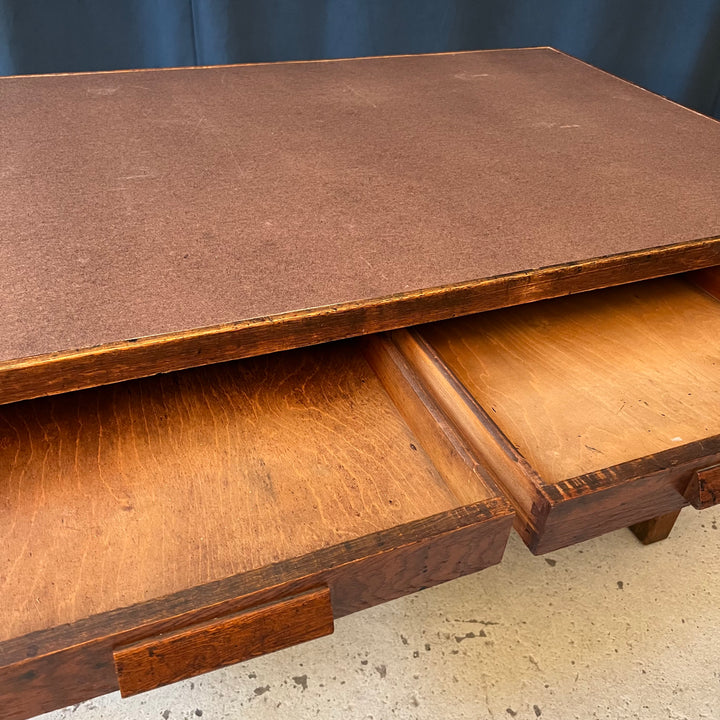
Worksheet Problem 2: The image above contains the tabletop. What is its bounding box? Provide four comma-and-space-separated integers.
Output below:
1, 47, 719, 403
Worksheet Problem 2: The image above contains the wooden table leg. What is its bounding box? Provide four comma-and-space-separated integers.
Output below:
629, 509, 682, 545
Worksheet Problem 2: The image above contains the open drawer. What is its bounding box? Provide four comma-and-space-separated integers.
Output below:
400, 271, 720, 554
0, 340, 513, 720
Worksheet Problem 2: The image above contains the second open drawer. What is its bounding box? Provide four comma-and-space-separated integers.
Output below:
401, 271, 720, 554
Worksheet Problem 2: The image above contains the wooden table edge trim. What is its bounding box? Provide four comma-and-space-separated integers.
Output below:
1, 236, 718, 406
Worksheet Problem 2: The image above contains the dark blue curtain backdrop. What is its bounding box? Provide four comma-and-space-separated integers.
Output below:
0, 0, 719, 118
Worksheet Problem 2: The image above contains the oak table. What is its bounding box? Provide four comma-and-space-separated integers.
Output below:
1, 48, 719, 719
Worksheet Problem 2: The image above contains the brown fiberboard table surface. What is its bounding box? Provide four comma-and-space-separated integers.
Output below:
1, 47, 719, 404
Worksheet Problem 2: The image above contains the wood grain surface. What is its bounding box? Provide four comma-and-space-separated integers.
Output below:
421, 277, 720, 484
0, 341, 477, 643
113, 587, 334, 697
1, 48, 719, 403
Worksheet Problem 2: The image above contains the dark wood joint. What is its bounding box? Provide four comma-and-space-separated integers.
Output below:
113, 587, 334, 698
686, 266, 720, 301
686, 464, 720, 510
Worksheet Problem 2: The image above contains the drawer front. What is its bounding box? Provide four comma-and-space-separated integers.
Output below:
407, 273, 720, 553
114, 588, 334, 697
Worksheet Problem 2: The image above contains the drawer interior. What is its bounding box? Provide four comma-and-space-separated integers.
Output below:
1, 341, 499, 644
421, 276, 720, 483
411, 274, 720, 551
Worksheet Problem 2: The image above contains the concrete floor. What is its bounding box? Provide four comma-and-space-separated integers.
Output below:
41, 506, 720, 720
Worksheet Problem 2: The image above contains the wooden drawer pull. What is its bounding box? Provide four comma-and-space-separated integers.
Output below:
686, 464, 720, 510
113, 587, 334, 697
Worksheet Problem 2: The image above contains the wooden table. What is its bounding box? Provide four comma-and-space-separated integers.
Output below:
1, 48, 719, 719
